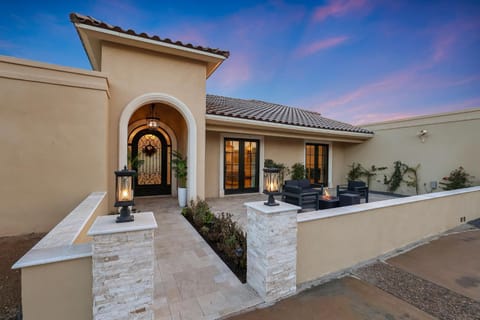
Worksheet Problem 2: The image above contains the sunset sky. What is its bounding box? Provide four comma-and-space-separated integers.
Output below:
1, 0, 479, 124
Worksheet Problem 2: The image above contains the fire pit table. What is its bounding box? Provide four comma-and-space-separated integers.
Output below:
318, 196, 340, 209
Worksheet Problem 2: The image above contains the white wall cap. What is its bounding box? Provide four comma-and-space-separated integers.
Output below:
88, 212, 157, 236
12, 243, 92, 269
245, 201, 300, 214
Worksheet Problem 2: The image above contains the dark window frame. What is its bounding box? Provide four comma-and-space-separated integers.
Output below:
305, 143, 329, 187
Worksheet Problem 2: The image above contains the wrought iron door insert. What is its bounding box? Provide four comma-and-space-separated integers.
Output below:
131, 129, 171, 196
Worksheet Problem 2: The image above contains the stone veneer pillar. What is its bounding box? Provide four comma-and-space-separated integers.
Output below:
245, 201, 299, 302
88, 212, 157, 320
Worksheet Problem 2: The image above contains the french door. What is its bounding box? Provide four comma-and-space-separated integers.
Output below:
224, 138, 260, 194
131, 129, 171, 196
305, 143, 329, 187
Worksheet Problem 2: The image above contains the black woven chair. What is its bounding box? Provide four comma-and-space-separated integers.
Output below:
282, 179, 323, 210
336, 181, 369, 203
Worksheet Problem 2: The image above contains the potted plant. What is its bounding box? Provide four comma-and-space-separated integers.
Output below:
291, 162, 306, 180
172, 151, 188, 207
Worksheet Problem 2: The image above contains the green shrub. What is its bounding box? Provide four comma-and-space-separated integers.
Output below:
291, 163, 306, 180
347, 162, 363, 181
440, 167, 473, 190
383, 161, 420, 194
181, 200, 247, 278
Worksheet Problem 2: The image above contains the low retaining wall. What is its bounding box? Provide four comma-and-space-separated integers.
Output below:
13, 192, 106, 320
296, 186, 480, 285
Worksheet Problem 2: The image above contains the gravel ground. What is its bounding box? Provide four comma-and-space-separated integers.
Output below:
0, 233, 44, 320
353, 262, 480, 320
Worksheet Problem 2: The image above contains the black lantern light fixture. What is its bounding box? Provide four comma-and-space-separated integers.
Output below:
263, 167, 281, 206
114, 166, 136, 223
146, 103, 160, 129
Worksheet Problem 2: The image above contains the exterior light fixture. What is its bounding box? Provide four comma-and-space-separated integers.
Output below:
146, 103, 160, 129
417, 129, 428, 143
114, 166, 135, 223
263, 167, 280, 206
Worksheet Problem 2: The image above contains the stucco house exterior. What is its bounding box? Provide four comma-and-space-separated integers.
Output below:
2, 12, 480, 320
1, 13, 479, 237
0, 13, 374, 236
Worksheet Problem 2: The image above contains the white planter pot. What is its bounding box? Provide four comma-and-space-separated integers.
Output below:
178, 187, 187, 207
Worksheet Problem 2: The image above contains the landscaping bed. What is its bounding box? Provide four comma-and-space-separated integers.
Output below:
0, 233, 44, 320
181, 200, 247, 283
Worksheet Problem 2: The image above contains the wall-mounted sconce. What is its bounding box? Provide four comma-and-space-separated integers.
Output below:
417, 129, 428, 143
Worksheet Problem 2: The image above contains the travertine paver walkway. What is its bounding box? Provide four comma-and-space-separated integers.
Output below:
134, 197, 262, 320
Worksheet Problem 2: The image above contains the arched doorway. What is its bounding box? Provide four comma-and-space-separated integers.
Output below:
130, 128, 171, 196
119, 93, 198, 200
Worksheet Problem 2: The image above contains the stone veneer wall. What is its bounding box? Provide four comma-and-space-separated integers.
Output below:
246, 201, 299, 302
89, 213, 157, 320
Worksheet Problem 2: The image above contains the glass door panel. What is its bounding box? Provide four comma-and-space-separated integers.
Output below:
224, 139, 259, 194
305, 143, 329, 186
225, 140, 240, 190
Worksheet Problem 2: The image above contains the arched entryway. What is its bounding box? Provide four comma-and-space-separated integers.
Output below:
119, 93, 197, 200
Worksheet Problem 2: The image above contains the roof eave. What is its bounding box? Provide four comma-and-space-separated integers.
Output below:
73, 23, 227, 76
205, 114, 374, 140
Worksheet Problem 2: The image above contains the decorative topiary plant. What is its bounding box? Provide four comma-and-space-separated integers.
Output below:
291, 163, 306, 180
439, 166, 473, 190
347, 162, 364, 181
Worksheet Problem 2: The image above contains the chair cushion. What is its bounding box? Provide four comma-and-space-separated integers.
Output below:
299, 179, 311, 189
285, 180, 299, 186
348, 180, 366, 189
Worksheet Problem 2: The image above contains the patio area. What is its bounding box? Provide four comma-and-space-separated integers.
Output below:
207, 191, 399, 231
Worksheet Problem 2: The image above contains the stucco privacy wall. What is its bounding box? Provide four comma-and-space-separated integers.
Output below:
22, 257, 92, 320
0, 56, 109, 235
205, 132, 348, 198
342, 109, 480, 195
296, 187, 480, 284
100, 42, 207, 203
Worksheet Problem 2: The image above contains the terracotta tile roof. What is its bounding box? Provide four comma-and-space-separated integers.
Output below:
69, 13, 230, 59
206, 95, 373, 134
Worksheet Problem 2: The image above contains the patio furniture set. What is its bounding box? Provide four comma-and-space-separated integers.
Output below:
282, 179, 369, 211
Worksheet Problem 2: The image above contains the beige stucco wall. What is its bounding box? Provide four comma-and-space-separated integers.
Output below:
264, 136, 305, 170
21, 257, 92, 320
205, 131, 221, 198
296, 187, 480, 284
331, 142, 347, 186
100, 42, 207, 204
0, 56, 109, 236
342, 109, 480, 195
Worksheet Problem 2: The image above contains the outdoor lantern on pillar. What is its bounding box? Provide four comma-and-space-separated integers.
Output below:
114, 166, 135, 223
263, 167, 280, 206
146, 103, 160, 129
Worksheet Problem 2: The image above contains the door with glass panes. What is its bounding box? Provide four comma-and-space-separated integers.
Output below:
224, 139, 259, 194
131, 129, 171, 196
305, 143, 329, 187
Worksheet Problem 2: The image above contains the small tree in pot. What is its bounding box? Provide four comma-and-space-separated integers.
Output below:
291, 163, 306, 180
172, 151, 188, 207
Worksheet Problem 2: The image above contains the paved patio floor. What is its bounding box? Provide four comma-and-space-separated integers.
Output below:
134, 197, 262, 320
